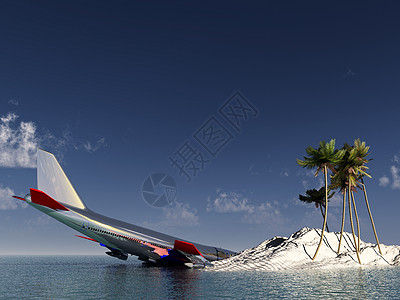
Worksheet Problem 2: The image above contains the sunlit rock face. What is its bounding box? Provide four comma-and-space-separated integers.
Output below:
209, 227, 400, 271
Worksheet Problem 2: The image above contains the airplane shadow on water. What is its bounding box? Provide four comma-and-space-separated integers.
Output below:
101, 262, 202, 298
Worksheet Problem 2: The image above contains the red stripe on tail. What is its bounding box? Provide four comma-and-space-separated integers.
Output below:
30, 189, 69, 211
174, 240, 203, 256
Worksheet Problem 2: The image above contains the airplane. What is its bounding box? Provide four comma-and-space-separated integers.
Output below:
13, 149, 235, 268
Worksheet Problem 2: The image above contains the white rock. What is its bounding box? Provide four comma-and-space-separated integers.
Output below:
208, 227, 400, 271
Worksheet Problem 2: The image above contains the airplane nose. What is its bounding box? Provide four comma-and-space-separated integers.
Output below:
24, 194, 32, 203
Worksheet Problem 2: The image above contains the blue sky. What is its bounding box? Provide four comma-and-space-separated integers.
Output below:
1, 1, 400, 255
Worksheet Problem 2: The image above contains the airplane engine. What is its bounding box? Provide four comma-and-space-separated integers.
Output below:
106, 250, 128, 261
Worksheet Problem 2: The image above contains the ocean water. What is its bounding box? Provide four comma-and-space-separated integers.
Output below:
0, 256, 399, 299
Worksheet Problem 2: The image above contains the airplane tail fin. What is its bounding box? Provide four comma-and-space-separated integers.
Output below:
37, 149, 87, 210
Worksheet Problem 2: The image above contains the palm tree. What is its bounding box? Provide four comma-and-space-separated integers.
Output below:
350, 186, 361, 252
297, 139, 345, 260
352, 139, 382, 254
299, 188, 335, 232
328, 151, 362, 262
360, 177, 382, 254
329, 168, 347, 254
298, 138, 381, 263
347, 179, 362, 264
330, 141, 363, 261
330, 139, 381, 263
346, 139, 374, 254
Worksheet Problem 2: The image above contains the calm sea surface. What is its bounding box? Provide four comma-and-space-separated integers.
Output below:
0, 256, 399, 299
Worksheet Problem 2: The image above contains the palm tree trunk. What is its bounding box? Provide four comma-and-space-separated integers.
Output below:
361, 178, 382, 254
351, 190, 361, 252
337, 188, 346, 254
319, 205, 330, 232
312, 165, 328, 261
348, 183, 361, 264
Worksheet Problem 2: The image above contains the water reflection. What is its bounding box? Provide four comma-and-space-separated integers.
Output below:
154, 267, 200, 299
1, 256, 399, 299
101, 262, 200, 299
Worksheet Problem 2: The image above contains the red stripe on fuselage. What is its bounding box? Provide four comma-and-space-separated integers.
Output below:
75, 235, 99, 242
30, 188, 69, 211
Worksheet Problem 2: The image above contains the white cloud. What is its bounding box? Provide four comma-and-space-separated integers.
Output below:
390, 165, 400, 189
342, 67, 356, 78
241, 201, 281, 225
23, 215, 53, 226
0, 113, 38, 168
0, 186, 16, 209
379, 175, 390, 187
296, 169, 315, 178
141, 201, 199, 230
207, 192, 253, 213
0, 186, 27, 210
380, 153, 400, 189
248, 164, 259, 176
376, 153, 400, 189
48, 127, 107, 155
0, 112, 107, 168
298, 169, 324, 192
41, 127, 107, 158
8, 99, 19, 106
301, 180, 307, 189
161, 201, 199, 227
300, 178, 325, 190
207, 190, 283, 225
82, 137, 106, 153
280, 168, 289, 177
